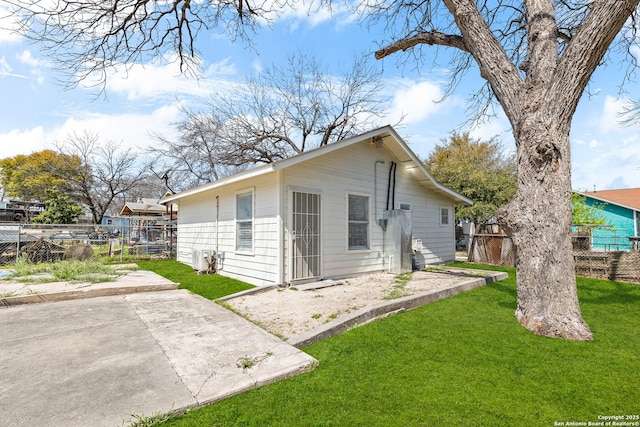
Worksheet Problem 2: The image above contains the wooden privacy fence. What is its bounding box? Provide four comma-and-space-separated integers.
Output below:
468, 234, 515, 267
468, 233, 640, 283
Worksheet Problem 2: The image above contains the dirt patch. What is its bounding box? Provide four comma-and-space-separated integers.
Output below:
224, 268, 490, 340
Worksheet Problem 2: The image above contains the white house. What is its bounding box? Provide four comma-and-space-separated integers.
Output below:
160, 126, 473, 287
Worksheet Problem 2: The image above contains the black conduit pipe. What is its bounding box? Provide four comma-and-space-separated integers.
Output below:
386, 161, 395, 211
392, 161, 397, 210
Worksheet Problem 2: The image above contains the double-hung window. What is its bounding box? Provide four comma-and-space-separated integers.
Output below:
236, 191, 253, 252
440, 206, 450, 226
348, 194, 369, 250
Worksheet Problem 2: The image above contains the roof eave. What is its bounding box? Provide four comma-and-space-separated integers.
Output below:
574, 190, 640, 212
160, 125, 474, 207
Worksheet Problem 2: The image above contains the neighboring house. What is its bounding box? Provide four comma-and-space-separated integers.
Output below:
120, 198, 168, 217
161, 126, 473, 287
575, 188, 640, 251
120, 197, 177, 254
100, 215, 131, 233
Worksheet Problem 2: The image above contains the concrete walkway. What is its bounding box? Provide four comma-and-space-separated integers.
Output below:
0, 290, 317, 427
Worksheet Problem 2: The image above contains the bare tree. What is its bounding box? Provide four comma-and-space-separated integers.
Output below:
9, 0, 298, 89
57, 131, 150, 224
150, 52, 388, 184
370, 1, 640, 340
149, 108, 246, 191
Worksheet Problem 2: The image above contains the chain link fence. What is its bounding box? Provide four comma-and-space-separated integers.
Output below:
0, 222, 176, 266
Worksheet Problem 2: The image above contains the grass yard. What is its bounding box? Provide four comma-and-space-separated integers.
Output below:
158, 264, 639, 427
135, 260, 254, 300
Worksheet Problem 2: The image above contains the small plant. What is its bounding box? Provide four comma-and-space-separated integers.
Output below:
236, 356, 256, 371
324, 313, 339, 324
289, 286, 299, 291
125, 408, 177, 427
8, 259, 122, 284
236, 352, 273, 372
384, 272, 413, 300
311, 313, 322, 319
0, 290, 17, 298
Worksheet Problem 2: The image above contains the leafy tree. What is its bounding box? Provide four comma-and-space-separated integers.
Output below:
151, 53, 387, 189
425, 133, 516, 227
32, 190, 84, 224
13, 0, 640, 340
571, 193, 607, 231
0, 150, 83, 202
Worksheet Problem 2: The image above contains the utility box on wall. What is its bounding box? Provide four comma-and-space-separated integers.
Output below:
384, 209, 412, 274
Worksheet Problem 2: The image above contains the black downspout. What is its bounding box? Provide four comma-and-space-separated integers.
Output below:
386, 162, 395, 211
392, 162, 397, 210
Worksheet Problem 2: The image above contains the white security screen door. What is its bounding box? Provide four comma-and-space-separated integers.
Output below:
292, 191, 321, 280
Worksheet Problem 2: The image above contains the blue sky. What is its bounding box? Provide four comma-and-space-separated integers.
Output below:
1, 4, 639, 192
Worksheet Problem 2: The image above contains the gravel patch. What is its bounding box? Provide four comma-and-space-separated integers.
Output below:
224, 268, 491, 340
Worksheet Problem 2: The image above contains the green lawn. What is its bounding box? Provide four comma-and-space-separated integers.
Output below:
135, 260, 253, 300
156, 264, 639, 427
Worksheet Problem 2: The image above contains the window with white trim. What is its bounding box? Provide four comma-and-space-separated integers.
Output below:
348, 194, 369, 250
236, 191, 253, 252
440, 206, 450, 226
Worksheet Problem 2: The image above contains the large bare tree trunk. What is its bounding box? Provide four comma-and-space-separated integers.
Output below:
498, 109, 592, 340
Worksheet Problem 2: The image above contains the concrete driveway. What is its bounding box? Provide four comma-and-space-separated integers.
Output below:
0, 290, 317, 426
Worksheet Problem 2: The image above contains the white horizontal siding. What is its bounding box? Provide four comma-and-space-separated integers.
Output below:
282, 140, 457, 279
176, 174, 281, 287
391, 165, 456, 267
176, 138, 458, 285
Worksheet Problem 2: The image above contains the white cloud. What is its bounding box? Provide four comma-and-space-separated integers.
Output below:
0, 126, 48, 158
388, 80, 444, 125
17, 50, 46, 85
17, 50, 41, 67
0, 56, 13, 75
570, 94, 640, 190
571, 141, 640, 191
0, 6, 23, 44
84, 55, 239, 101
0, 103, 183, 160
266, 0, 342, 28
469, 113, 514, 148
598, 95, 627, 134
251, 58, 263, 75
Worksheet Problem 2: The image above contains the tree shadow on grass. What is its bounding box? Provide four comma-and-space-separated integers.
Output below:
485, 281, 517, 310
577, 278, 640, 306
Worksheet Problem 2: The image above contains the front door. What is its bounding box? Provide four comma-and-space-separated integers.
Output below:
291, 191, 321, 281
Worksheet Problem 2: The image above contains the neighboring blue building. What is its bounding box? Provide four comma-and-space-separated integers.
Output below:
100, 216, 130, 233
574, 188, 640, 251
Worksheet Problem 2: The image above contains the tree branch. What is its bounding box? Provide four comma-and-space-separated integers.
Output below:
375, 31, 469, 60
550, 0, 640, 128
442, 0, 525, 122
